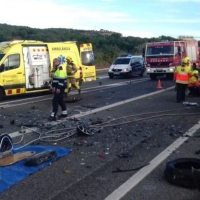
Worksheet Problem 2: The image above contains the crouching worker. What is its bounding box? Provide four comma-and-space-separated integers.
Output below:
48, 58, 68, 121
66, 56, 81, 95
188, 70, 200, 96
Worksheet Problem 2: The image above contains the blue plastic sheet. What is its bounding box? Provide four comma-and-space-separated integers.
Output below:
0, 145, 71, 193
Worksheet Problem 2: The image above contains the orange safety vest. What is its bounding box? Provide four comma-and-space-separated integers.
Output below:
174, 65, 192, 84
188, 75, 200, 87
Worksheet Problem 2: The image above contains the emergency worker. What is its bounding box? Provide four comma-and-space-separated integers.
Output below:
174, 57, 192, 103
66, 56, 81, 94
185, 56, 192, 70
188, 70, 200, 96
48, 58, 68, 121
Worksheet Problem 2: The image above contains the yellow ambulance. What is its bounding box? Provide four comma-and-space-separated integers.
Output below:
0, 40, 96, 100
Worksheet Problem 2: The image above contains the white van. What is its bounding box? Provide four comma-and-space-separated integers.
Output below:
108, 55, 146, 79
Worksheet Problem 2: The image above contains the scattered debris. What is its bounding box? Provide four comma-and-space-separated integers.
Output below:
10, 120, 15, 125
112, 163, 150, 173
99, 154, 106, 159
65, 170, 71, 174
117, 153, 133, 158
183, 102, 199, 106
66, 97, 82, 103
81, 105, 97, 109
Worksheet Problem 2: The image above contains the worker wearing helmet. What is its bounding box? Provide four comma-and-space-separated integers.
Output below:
174, 57, 192, 102
184, 56, 192, 70
66, 56, 81, 95
188, 70, 200, 96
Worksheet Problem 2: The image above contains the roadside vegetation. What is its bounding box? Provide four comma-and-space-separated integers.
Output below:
0, 23, 199, 68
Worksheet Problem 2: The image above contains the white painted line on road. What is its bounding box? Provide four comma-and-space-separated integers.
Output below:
104, 120, 200, 200
9, 86, 174, 138
1, 78, 148, 107
9, 128, 37, 138
47, 86, 175, 126
70, 86, 174, 118
97, 75, 109, 79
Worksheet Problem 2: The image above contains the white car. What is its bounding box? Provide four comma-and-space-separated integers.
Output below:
108, 55, 146, 79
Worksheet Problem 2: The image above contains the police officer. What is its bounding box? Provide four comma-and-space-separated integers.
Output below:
66, 56, 81, 94
174, 57, 192, 103
48, 58, 68, 121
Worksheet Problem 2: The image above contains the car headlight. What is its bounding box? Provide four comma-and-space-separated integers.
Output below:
108, 68, 113, 72
123, 68, 129, 72
146, 68, 151, 72
169, 67, 174, 72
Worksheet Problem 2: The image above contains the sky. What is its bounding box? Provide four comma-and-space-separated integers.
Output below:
1, 0, 200, 39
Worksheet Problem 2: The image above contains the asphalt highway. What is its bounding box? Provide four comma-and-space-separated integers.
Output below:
0, 71, 200, 200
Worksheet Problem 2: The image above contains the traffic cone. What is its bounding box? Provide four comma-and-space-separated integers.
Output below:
157, 79, 162, 89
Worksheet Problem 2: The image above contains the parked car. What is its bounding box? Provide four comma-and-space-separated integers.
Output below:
108, 55, 146, 79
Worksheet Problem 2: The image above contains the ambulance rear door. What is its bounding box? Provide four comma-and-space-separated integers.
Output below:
23, 45, 50, 89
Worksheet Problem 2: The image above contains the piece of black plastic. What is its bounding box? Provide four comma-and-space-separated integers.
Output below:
112, 163, 150, 173
24, 150, 57, 166
76, 125, 95, 136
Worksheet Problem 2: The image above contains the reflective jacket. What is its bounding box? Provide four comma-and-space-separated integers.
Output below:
189, 75, 200, 87
52, 65, 67, 89
67, 62, 78, 78
174, 65, 192, 84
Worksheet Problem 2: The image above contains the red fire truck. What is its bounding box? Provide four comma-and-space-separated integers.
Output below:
145, 37, 199, 80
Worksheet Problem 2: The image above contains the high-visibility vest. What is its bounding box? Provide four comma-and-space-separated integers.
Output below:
189, 76, 199, 87
52, 66, 67, 89
174, 65, 192, 84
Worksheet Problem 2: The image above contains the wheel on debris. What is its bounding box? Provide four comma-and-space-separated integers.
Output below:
164, 158, 200, 188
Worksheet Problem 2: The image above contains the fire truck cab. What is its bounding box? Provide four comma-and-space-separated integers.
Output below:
145, 37, 199, 80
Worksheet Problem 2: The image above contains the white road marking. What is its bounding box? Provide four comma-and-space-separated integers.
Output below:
0, 78, 149, 108
104, 119, 200, 200
9, 86, 174, 137
97, 75, 109, 79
